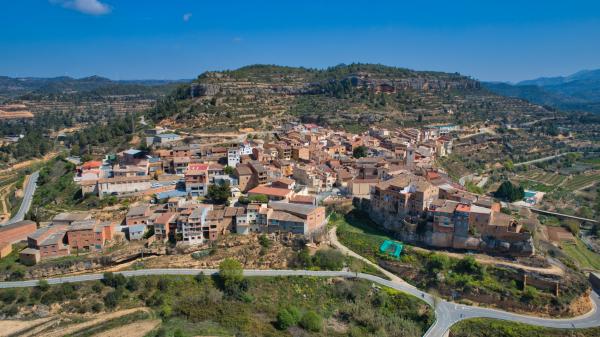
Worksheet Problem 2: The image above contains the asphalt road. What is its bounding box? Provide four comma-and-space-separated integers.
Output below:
1, 268, 599, 336
1, 225, 599, 335
1, 170, 39, 226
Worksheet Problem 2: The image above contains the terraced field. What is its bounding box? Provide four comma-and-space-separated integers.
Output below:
521, 170, 566, 186
562, 173, 600, 191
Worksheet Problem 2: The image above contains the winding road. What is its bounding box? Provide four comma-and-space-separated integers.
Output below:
0, 225, 599, 336
1, 170, 39, 226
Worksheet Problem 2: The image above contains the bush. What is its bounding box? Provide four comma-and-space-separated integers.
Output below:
91, 302, 104, 313
37, 280, 50, 292
219, 258, 244, 287
313, 249, 345, 270
300, 310, 323, 332
258, 235, 271, 248
276, 309, 296, 330
102, 272, 127, 288
296, 248, 313, 268
454, 257, 484, 279
103, 290, 122, 309
194, 272, 206, 283
126, 277, 139, 292
160, 304, 172, 318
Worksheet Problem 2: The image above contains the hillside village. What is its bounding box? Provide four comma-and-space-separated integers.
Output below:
0, 119, 542, 265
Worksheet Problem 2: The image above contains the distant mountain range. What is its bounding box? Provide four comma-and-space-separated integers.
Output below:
484, 69, 600, 114
0, 75, 190, 98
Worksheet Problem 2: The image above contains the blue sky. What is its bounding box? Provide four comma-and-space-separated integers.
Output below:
1, 0, 599, 82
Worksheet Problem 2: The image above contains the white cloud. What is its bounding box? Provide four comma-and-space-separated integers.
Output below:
183, 13, 192, 22
51, 0, 111, 15
232, 37, 243, 43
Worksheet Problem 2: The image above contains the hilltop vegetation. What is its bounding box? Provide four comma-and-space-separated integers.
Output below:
148, 63, 553, 132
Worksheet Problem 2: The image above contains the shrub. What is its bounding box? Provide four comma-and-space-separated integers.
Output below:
194, 272, 206, 283
160, 304, 172, 318
37, 280, 50, 292
300, 310, 323, 332
296, 248, 313, 268
313, 249, 345, 270
258, 235, 271, 248
126, 277, 139, 291
103, 290, 122, 309
157, 278, 170, 291
102, 272, 127, 288
276, 309, 296, 330
454, 256, 484, 279
219, 258, 244, 293
92, 302, 104, 313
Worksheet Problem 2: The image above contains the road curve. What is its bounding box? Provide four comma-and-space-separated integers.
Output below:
1, 170, 39, 226
327, 226, 600, 336
0, 267, 599, 336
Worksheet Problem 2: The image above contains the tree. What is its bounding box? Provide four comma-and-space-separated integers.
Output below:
102, 272, 127, 288
219, 258, 244, 293
300, 311, 323, 332
352, 146, 368, 159
224, 166, 235, 175
207, 181, 231, 204
494, 181, 524, 202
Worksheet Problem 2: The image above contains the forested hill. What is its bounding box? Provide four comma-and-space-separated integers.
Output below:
0, 75, 187, 99
148, 64, 553, 132
484, 69, 600, 114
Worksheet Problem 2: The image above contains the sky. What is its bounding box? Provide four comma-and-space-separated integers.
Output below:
1, 0, 600, 82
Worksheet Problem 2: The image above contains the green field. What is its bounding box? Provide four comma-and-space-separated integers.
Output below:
561, 238, 600, 270
450, 318, 600, 337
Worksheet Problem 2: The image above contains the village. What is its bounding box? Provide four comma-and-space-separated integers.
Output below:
0, 120, 541, 266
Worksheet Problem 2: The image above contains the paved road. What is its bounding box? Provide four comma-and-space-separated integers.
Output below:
1, 170, 39, 226
513, 152, 570, 167
328, 226, 600, 336
1, 226, 599, 335
528, 207, 600, 224
1, 267, 598, 336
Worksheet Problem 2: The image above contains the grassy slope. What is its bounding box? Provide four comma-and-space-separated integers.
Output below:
0, 275, 433, 337
333, 211, 589, 316
450, 318, 600, 337
561, 238, 600, 270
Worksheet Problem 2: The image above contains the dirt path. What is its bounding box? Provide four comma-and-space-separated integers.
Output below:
39, 307, 151, 337
0, 182, 15, 219
0, 317, 55, 337
0, 152, 58, 175
330, 226, 565, 277
91, 319, 161, 337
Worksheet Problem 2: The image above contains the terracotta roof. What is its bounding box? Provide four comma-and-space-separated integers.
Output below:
273, 177, 295, 185
248, 186, 293, 198
235, 165, 252, 176
82, 161, 102, 169
290, 195, 315, 204
269, 211, 304, 223
456, 204, 471, 213
155, 212, 177, 225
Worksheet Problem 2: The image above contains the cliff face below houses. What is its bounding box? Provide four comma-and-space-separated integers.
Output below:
148, 64, 553, 132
